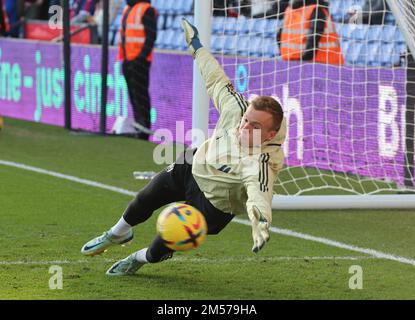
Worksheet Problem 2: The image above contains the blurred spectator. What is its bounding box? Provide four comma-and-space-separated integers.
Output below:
213, 0, 240, 17
5, 0, 22, 37
70, 0, 98, 23
118, 0, 157, 140
348, 0, 390, 25
236, 0, 289, 18
0, 0, 9, 36
93, 0, 123, 40
250, 0, 273, 18
251, 0, 288, 18
18, 0, 49, 20
274, 0, 290, 19
278, 0, 344, 65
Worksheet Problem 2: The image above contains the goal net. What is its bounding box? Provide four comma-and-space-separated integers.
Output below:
204, 0, 415, 207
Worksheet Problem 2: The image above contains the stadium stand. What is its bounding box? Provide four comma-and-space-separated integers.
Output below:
105, 0, 407, 67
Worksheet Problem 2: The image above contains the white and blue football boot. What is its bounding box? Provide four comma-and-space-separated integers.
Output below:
81, 230, 134, 256
106, 253, 146, 276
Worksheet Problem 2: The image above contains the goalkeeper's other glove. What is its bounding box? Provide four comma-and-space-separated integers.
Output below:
181, 17, 203, 57
251, 206, 270, 253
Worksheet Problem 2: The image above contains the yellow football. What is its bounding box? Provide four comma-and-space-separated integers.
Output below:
157, 203, 207, 251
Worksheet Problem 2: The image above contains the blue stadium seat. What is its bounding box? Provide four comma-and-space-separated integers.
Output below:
164, 14, 174, 30
181, 0, 193, 14
155, 29, 166, 48
183, 15, 194, 25
172, 0, 185, 14
330, 12, 344, 22
238, 18, 256, 34
385, 13, 396, 25
340, 0, 354, 12
157, 13, 165, 30
224, 35, 238, 55
329, 0, 342, 19
164, 0, 176, 15
335, 23, 346, 39
170, 30, 186, 50
352, 0, 365, 7
163, 29, 176, 49
338, 0, 354, 19
210, 35, 226, 53
249, 37, 263, 57
367, 25, 383, 43
350, 25, 369, 41
368, 42, 381, 66
380, 43, 400, 66
111, 12, 122, 30
252, 18, 268, 35
356, 43, 368, 66
171, 15, 182, 30
345, 41, 363, 65
396, 29, 405, 43
263, 38, 279, 58
236, 35, 250, 56
152, 0, 174, 15
382, 25, 397, 43
235, 17, 248, 34
210, 35, 218, 52
340, 39, 350, 58
152, 0, 164, 14
265, 19, 279, 38
168, 0, 192, 15
330, 3, 344, 21
212, 16, 225, 34
396, 42, 407, 56
224, 17, 238, 35
338, 24, 353, 40
113, 30, 121, 46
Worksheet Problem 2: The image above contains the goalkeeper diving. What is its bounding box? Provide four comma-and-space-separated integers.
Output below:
81, 18, 286, 275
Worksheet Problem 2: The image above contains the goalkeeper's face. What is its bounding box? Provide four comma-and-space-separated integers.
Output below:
238, 105, 277, 148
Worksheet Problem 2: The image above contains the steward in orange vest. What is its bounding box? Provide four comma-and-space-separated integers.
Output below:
279, 0, 344, 65
118, 0, 157, 62
118, 0, 157, 140
0, 0, 9, 36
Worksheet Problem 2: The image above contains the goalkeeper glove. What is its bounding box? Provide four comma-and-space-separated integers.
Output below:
251, 206, 270, 253
181, 17, 203, 57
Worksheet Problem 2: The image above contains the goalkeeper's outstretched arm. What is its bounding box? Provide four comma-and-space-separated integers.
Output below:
181, 18, 248, 127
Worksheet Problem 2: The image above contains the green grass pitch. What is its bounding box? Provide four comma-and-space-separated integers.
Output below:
1, 117, 415, 299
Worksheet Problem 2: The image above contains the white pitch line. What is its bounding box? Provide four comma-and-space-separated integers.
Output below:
233, 218, 415, 266
1, 159, 415, 267
0, 256, 377, 266
0, 259, 115, 266
0, 160, 135, 197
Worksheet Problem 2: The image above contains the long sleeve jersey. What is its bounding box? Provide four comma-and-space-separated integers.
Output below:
191, 47, 286, 225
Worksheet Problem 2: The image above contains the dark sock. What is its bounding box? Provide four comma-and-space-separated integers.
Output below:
145, 235, 175, 263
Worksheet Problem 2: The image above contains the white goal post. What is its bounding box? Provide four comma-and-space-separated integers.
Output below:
386, 0, 415, 61
191, 0, 415, 209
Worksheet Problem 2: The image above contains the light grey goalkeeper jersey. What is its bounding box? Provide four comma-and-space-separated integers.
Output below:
191, 48, 287, 224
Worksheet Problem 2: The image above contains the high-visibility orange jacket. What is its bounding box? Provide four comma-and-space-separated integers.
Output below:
117, 1, 154, 62
280, 4, 344, 65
